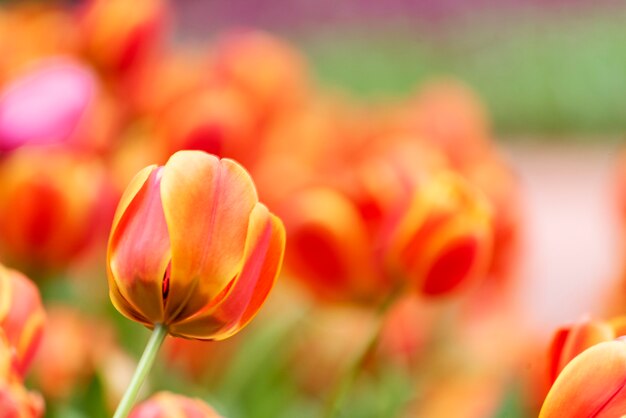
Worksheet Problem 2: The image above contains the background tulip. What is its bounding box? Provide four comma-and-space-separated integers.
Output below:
0, 265, 45, 377
387, 172, 493, 296
0, 149, 109, 276
0, 59, 95, 152
129, 392, 222, 418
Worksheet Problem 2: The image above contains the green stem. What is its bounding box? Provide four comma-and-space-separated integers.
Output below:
113, 323, 168, 418
321, 286, 403, 418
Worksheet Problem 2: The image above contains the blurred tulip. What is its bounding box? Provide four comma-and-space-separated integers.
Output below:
540, 340, 626, 418
463, 155, 522, 286
281, 187, 381, 303
387, 172, 493, 296
0, 4, 79, 81
155, 85, 257, 167
129, 392, 221, 418
0, 59, 95, 152
402, 79, 491, 169
107, 150, 285, 340
0, 149, 109, 275
211, 30, 308, 120
0, 330, 44, 418
0, 265, 45, 377
78, 0, 167, 75
30, 307, 94, 400
547, 316, 626, 384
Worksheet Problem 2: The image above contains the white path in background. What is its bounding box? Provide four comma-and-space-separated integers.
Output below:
503, 141, 623, 335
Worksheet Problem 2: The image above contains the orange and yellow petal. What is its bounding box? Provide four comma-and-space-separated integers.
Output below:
281, 187, 378, 302
160, 152, 258, 322
108, 166, 169, 324
540, 340, 626, 418
169, 204, 285, 340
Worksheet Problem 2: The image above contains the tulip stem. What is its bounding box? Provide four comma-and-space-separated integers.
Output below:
113, 323, 168, 418
321, 286, 403, 418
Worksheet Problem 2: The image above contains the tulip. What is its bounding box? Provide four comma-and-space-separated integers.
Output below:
108, 150, 285, 339
0, 59, 95, 152
547, 317, 619, 385
402, 79, 491, 169
108, 150, 285, 417
0, 149, 108, 275
155, 86, 257, 168
78, 0, 168, 75
0, 265, 45, 377
387, 172, 493, 296
0, 330, 44, 418
281, 187, 380, 303
211, 30, 308, 120
129, 392, 222, 418
540, 340, 626, 417
30, 307, 97, 400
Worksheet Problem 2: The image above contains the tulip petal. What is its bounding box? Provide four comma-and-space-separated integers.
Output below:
169, 203, 285, 340
281, 188, 377, 302
108, 166, 169, 324
160, 152, 258, 322
540, 340, 626, 418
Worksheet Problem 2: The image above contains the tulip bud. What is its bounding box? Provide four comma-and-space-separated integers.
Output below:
0, 149, 108, 274
107, 150, 285, 340
0, 59, 95, 152
129, 392, 221, 418
388, 172, 493, 296
0, 265, 45, 377
540, 340, 626, 417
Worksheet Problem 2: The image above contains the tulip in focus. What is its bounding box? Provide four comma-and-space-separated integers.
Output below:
0, 265, 45, 377
0, 59, 95, 152
540, 339, 626, 418
129, 392, 222, 418
107, 150, 286, 340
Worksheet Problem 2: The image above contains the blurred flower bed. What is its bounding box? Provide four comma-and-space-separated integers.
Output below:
0, 1, 625, 417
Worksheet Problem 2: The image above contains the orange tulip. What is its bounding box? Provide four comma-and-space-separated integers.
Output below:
129, 392, 221, 418
0, 265, 45, 377
211, 30, 308, 120
387, 172, 493, 296
547, 316, 626, 385
0, 149, 109, 275
107, 150, 285, 340
540, 340, 626, 417
0, 330, 44, 418
155, 85, 257, 168
78, 0, 168, 75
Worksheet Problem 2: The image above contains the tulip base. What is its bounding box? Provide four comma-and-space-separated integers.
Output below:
113, 323, 168, 418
